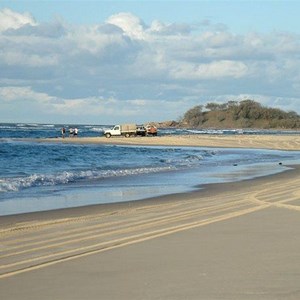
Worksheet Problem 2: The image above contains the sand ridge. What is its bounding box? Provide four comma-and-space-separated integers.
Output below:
37, 134, 300, 151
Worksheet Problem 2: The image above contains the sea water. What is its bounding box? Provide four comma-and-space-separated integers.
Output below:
1, 123, 300, 216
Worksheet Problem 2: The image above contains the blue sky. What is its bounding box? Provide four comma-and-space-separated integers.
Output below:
1, 1, 300, 124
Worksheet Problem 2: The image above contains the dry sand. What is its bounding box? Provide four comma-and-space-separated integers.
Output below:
1, 135, 300, 299
38, 133, 300, 150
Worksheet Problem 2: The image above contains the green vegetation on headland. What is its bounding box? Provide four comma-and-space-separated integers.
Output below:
158, 100, 300, 129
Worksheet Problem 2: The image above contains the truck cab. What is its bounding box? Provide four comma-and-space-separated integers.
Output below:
107, 125, 121, 137
105, 125, 121, 138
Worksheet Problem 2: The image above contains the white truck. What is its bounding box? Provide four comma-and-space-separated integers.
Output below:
104, 124, 137, 138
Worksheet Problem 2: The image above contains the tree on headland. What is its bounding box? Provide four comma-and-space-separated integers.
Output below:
182, 105, 204, 127
205, 102, 227, 111
181, 100, 300, 129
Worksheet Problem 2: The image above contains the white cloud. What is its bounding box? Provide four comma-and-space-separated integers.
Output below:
0, 86, 53, 103
170, 60, 248, 80
0, 86, 186, 123
0, 50, 59, 67
148, 20, 191, 36
0, 8, 36, 32
1, 8, 300, 123
106, 13, 146, 39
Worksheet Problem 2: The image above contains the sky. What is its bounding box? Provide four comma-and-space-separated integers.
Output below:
1, 1, 300, 124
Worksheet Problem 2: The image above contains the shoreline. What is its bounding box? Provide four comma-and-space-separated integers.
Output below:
1, 164, 298, 225
28, 133, 300, 151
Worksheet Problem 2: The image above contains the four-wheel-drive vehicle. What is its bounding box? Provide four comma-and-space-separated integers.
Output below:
104, 123, 158, 138
136, 125, 146, 136
145, 125, 158, 136
104, 124, 137, 138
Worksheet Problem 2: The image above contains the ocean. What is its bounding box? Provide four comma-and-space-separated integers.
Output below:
1, 123, 300, 216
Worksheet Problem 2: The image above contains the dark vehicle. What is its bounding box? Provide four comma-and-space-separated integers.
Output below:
136, 125, 146, 136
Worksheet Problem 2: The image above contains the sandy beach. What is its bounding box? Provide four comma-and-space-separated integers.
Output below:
39, 133, 300, 151
1, 134, 300, 299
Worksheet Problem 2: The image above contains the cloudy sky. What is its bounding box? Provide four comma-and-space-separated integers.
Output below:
1, 1, 300, 124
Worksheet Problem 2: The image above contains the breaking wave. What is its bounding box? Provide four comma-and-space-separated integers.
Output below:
0, 166, 177, 193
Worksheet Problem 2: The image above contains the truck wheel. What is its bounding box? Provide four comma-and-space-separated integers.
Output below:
125, 133, 130, 138
105, 133, 111, 138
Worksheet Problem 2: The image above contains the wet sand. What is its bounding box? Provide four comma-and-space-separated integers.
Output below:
1, 164, 300, 299
1, 135, 300, 299
38, 133, 300, 150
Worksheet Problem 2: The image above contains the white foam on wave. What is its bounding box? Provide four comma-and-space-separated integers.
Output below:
0, 166, 177, 193
186, 129, 243, 135
90, 127, 106, 132
0, 125, 16, 129
42, 124, 55, 128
